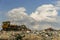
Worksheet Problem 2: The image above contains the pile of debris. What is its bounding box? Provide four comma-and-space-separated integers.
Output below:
0, 21, 60, 40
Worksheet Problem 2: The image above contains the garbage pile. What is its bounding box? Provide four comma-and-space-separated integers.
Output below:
0, 21, 60, 40
0, 28, 60, 40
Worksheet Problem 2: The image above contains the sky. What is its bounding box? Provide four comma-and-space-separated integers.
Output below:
0, 0, 60, 30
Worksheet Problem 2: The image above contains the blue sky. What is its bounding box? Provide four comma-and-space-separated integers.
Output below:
0, 0, 57, 14
0, 0, 60, 30
0, 0, 58, 19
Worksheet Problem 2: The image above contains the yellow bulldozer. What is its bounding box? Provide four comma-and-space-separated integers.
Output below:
2, 21, 31, 31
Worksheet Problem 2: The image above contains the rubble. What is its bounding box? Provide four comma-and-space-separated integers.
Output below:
0, 21, 60, 40
0, 28, 60, 40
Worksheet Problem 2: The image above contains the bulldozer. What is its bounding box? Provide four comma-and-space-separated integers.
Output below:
2, 21, 31, 31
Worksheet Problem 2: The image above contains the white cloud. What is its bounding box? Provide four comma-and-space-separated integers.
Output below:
55, 0, 60, 10
7, 7, 28, 23
7, 4, 59, 30
30, 4, 58, 22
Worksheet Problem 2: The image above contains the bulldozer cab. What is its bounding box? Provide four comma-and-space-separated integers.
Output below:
2, 21, 10, 29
